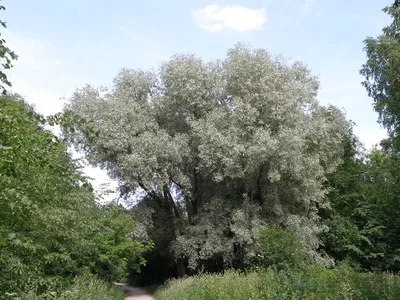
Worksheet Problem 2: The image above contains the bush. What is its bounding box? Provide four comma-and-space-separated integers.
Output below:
254, 225, 308, 270
154, 267, 400, 300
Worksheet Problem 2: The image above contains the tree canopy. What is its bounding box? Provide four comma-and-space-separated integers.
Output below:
66, 44, 349, 276
360, 1, 400, 150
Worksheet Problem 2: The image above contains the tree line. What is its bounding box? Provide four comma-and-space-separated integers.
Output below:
1, 1, 400, 298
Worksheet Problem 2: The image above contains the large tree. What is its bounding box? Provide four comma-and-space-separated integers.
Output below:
66, 44, 349, 275
360, 0, 400, 150
357, 0, 400, 271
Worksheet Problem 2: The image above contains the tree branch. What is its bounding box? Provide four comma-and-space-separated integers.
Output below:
138, 178, 163, 206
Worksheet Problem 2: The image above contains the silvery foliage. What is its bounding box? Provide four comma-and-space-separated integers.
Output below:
66, 44, 348, 269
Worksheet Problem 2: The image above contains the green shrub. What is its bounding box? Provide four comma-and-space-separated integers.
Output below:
255, 225, 308, 270
154, 267, 400, 300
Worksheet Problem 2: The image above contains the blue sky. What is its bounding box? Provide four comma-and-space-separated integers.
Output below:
2, 0, 392, 193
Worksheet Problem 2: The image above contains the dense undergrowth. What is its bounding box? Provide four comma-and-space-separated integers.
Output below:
154, 267, 400, 300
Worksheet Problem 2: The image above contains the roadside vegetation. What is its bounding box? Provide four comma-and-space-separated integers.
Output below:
154, 268, 400, 300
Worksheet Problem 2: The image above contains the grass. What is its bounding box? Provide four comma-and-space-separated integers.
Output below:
57, 275, 125, 300
153, 266, 400, 300
14, 275, 125, 300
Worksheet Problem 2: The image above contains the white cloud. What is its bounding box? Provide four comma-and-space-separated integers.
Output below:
300, 0, 316, 16
193, 5, 267, 32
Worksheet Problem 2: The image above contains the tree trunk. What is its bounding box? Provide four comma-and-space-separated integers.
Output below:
164, 186, 180, 219
192, 169, 204, 216
255, 163, 266, 205
177, 257, 186, 277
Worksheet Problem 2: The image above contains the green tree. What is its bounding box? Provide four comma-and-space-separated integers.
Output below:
321, 129, 400, 271
320, 126, 370, 267
357, 0, 400, 271
0, 94, 149, 298
360, 1, 400, 150
65, 44, 349, 275
362, 149, 400, 270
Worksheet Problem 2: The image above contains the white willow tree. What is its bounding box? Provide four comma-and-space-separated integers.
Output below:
66, 44, 349, 275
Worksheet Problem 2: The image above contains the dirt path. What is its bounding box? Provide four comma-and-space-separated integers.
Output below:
117, 284, 155, 300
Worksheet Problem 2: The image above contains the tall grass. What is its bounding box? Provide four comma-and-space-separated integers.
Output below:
8, 275, 125, 300
154, 266, 400, 300
57, 275, 125, 300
